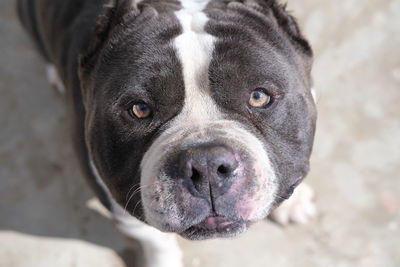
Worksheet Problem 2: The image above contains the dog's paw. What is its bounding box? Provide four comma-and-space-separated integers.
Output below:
270, 183, 316, 226
46, 64, 65, 94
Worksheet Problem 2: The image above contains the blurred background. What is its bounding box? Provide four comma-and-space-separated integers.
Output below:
1, 0, 399, 266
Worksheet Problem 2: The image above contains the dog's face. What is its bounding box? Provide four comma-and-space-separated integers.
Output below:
79, 0, 316, 240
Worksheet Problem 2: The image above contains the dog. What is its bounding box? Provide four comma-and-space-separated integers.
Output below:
17, 0, 317, 266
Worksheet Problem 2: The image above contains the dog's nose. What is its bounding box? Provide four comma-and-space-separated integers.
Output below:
179, 145, 239, 200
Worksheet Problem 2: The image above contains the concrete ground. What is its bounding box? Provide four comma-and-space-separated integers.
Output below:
1, 0, 399, 266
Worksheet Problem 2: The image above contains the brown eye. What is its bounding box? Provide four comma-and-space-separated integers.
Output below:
249, 90, 271, 108
130, 103, 152, 119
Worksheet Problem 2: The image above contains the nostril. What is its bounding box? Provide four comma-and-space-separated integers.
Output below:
190, 168, 201, 183
217, 165, 231, 176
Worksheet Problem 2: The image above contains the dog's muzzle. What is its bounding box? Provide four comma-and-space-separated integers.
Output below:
140, 121, 277, 239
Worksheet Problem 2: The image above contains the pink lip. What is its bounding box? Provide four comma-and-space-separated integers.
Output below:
197, 216, 234, 230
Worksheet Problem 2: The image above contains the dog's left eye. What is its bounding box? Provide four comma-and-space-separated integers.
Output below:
249, 89, 272, 108
129, 103, 152, 119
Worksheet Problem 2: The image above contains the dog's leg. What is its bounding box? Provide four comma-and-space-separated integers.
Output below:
46, 64, 65, 94
112, 206, 184, 267
270, 183, 316, 225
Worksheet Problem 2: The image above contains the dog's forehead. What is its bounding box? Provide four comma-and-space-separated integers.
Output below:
100, 0, 302, 109
100, 0, 297, 79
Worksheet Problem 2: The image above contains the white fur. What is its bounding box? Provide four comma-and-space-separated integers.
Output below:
270, 183, 317, 225
46, 64, 65, 94
89, 160, 183, 267
311, 86, 318, 103
112, 205, 183, 267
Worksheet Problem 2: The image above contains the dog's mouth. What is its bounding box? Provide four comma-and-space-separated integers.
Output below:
180, 214, 249, 240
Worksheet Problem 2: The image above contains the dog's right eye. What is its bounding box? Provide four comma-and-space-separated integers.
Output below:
129, 103, 152, 119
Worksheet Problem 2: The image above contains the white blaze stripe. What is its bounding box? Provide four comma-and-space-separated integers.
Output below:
174, 0, 222, 122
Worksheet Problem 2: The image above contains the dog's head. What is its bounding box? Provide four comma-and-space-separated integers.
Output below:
79, 0, 316, 240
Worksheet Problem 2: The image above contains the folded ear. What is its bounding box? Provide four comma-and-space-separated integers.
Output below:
269, 2, 315, 94
249, 0, 314, 86
79, 0, 139, 76
242, 0, 313, 74
78, 0, 139, 107
78, 0, 140, 108
268, 1, 312, 57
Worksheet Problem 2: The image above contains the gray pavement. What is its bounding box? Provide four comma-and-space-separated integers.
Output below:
1, 0, 399, 266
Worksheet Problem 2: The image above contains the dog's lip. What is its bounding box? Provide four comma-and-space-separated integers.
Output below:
194, 215, 235, 230
179, 214, 248, 240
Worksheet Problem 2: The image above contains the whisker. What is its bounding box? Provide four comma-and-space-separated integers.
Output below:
125, 182, 141, 201
132, 199, 142, 215
124, 183, 155, 215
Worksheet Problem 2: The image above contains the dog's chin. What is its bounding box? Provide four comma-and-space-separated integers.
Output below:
179, 216, 249, 240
